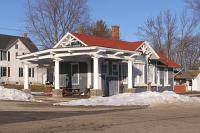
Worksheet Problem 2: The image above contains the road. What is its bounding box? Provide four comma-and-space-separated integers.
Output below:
0, 100, 200, 133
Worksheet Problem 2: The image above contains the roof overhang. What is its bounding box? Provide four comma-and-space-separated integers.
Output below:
18, 46, 140, 64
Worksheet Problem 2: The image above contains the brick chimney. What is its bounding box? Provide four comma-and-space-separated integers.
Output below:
77, 28, 84, 34
24, 33, 28, 38
112, 25, 119, 40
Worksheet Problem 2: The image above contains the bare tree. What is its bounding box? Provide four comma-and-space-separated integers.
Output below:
137, 10, 176, 57
137, 10, 199, 70
185, 0, 200, 19
26, 0, 90, 49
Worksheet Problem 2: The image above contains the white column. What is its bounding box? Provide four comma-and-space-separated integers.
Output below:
24, 63, 29, 89
87, 60, 92, 88
128, 60, 133, 88
54, 59, 60, 90
93, 57, 99, 89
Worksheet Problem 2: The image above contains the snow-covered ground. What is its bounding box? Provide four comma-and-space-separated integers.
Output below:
54, 91, 200, 106
0, 86, 34, 101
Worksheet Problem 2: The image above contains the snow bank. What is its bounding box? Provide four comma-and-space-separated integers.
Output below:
54, 91, 200, 106
0, 86, 34, 101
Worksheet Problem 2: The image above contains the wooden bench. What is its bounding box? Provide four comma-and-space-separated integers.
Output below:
62, 88, 81, 96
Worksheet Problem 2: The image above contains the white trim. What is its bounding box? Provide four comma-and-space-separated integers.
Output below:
136, 41, 159, 59
114, 52, 124, 56
71, 63, 79, 85
128, 60, 133, 88
164, 68, 169, 85
87, 60, 92, 88
157, 67, 160, 84
18, 46, 139, 60
53, 32, 88, 48
148, 65, 155, 84
134, 83, 147, 86
93, 57, 99, 89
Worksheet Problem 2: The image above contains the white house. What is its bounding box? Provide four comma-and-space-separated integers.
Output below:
18, 26, 181, 97
0, 34, 47, 85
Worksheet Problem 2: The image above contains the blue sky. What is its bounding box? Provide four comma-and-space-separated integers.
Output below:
0, 0, 186, 43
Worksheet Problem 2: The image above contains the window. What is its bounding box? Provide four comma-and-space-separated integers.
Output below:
0, 51, 2, 60
157, 68, 160, 84
7, 51, 10, 61
8, 67, 10, 77
101, 63, 107, 74
32, 68, 34, 78
15, 44, 18, 49
134, 64, 144, 83
1, 67, 7, 77
164, 68, 168, 84
149, 65, 155, 83
71, 63, 79, 85
112, 63, 118, 76
2, 51, 7, 60
19, 68, 23, 77
121, 63, 128, 83
16, 52, 18, 59
29, 68, 31, 77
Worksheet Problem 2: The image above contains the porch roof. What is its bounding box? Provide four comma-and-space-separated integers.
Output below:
17, 46, 140, 63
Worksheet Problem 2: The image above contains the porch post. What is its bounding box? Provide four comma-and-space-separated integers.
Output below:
93, 57, 99, 89
24, 63, 29, 89
128, 60, 133, 88
54, 59, 60, 90
87, 60, 92, 88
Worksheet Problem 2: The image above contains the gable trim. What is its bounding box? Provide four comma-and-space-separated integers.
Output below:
53, 32, 88, 48
136, 41, 160, 59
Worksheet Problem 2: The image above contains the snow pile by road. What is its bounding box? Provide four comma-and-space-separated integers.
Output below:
0, 86, 34, 101
54, 91, 200, 106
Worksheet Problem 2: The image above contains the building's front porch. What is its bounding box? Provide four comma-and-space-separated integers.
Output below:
18, 46, 139, 97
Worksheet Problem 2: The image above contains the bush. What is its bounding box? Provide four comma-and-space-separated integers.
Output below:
2, 84, 46, 92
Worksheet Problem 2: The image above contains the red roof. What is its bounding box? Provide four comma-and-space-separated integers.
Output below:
70, 32, 144, 51
70, 32, 181, 68
157, 52, 182, 68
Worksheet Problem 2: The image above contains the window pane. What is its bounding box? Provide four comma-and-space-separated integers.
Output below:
72, 64, 79, 84
101, 63, 107, 74
29, 68, 31, 77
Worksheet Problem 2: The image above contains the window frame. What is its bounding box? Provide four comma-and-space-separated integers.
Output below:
1, 67, 7, 77
148, 65, 155, 84
19, 67, 23, 77
71, 63, 79, 85
157, 67, 160, 84
121, 63, 128, 84
164, 68, 169, 85
112, 63, 119, 76
134, 63, 145, 84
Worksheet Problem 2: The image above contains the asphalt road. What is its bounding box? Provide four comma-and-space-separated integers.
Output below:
0, 100, 200, 133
